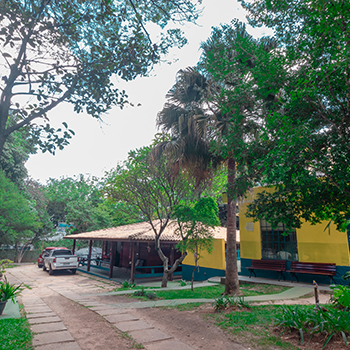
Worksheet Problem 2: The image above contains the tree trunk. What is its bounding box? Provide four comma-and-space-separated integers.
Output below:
225, 157, 239, 295
191, 254, 198, 291
155, 235, 187, 288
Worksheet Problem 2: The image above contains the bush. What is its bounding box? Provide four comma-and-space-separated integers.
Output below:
275, 305, 350, 348
213, 295, 229, 312
133, 287, 157, 300
121, 280, 136, 289
330, 285, 350, 308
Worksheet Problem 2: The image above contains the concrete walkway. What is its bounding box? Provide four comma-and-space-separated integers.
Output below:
3, 264, 332, 350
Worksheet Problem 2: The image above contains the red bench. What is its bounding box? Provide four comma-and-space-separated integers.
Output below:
287, 261, 336, 283
248, 259, 287, 281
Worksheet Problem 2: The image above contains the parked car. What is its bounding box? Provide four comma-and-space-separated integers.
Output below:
75, 247, 102, 266
43, 248, 79, 275
37, 247, 68, 268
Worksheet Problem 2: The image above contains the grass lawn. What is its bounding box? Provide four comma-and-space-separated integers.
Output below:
208, 304, 298, 349
131, 283, 290, 300
0, 317, 33, 350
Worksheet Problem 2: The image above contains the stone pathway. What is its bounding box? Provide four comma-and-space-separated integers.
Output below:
22, 296, 81, 350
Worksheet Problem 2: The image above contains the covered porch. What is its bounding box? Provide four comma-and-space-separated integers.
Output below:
64, 221, 183, 283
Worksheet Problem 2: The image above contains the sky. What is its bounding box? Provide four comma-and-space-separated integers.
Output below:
25, 0, 271, 184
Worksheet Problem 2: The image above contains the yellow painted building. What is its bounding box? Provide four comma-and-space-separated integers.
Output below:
239, 187, 350, 284
181, 227, 231, 281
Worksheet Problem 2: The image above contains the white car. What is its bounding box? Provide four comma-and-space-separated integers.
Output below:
43, 249, 79, 275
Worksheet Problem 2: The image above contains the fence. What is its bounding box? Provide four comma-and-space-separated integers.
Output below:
0, 249, 40, 263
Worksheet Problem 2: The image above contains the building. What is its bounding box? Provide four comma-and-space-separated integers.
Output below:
239, 187, 350, 284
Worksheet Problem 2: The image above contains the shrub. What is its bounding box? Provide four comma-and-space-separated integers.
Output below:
122, 280, 136, 289
330, 285, 350, 308
275, 305, 309, 344
213, 295, 229, 312
133, 287, 146, 297
147, 292, 157, 300
275, 305, 350, 348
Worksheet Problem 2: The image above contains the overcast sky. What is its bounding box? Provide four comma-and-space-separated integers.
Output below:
26, 0, 271, 184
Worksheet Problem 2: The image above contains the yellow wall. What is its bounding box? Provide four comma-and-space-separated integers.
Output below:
239, 187, 350, 266
297, 221, 350, 266
183, 239, 225, 270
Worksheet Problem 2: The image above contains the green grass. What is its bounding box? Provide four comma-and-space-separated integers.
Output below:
131, 283, 290, 300
0, 318, 33, 350
209, 305, 299, 350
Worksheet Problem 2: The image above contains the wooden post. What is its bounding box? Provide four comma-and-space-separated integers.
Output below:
72, 239, 76, 255
87, 240, 93, 272
169, 245, 175, 281
130, 242, 136, 284
109, 242, 116, 279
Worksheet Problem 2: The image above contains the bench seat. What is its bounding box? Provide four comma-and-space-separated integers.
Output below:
286, 261, 336, 283
248, 259, 287, 281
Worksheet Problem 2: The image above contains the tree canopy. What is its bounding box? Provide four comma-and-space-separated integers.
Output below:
0, 0, 201, 156
103, 145, 194, 287
238, 0, 350, 231
0, 170, 39, 247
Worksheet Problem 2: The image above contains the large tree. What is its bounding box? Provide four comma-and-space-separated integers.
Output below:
239, 0, 350, 232
0, 0, 200, 156
200, 21, 275, 294
104, 146, 194, 287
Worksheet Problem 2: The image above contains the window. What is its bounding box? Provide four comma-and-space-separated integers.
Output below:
53, 250, 72, 256
260, 219, 298, 261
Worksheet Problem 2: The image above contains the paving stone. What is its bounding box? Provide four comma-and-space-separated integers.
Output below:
31, 322, 67, 334
35, 342, 81, 350
114, 320, 154, 332
89, 304, 125, 315
145, 339, 194, 350
104, 313, 138, 323
26, 312, 56, 319
32, 331, 74, 346
28, 316, 61, 325
95, 308, 128, 316
22, 301, 46, 307
129, 328, 173, 344
25, 306, 52, 313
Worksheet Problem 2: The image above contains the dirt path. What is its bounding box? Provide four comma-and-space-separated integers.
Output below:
127, 306, 247, 350
42, 292, 133, 350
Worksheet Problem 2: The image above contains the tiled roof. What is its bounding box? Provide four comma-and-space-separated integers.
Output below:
64, 221, 238, 242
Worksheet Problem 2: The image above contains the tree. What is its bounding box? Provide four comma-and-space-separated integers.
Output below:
0, 170, 39, 260
103, 146, 194, 287
239, 0, 350, 232
199, 22, 272, 295
0, 0, 201, 157
44, 175, 117, 234
0, 115, 37, 188
155, 67, 222, 192
173, 197, 220, 290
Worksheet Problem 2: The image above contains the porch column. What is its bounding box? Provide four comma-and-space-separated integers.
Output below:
72, 239, 76, 255
87, 240, 93, 272
109, 242, 116, 279
130, 242, 136, 284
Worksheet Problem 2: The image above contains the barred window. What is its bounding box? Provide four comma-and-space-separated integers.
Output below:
260, 219, 298, 261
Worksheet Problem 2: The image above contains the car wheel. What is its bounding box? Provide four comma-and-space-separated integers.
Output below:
42, 265, 46, 271
48, 265, 54, 275
71, 269, 77, 275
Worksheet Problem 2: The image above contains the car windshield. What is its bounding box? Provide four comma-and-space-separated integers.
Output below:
53, 250, 72, 256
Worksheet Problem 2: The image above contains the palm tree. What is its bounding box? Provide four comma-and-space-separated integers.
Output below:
155, 67, 221, 191
199, 21, 277, 295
